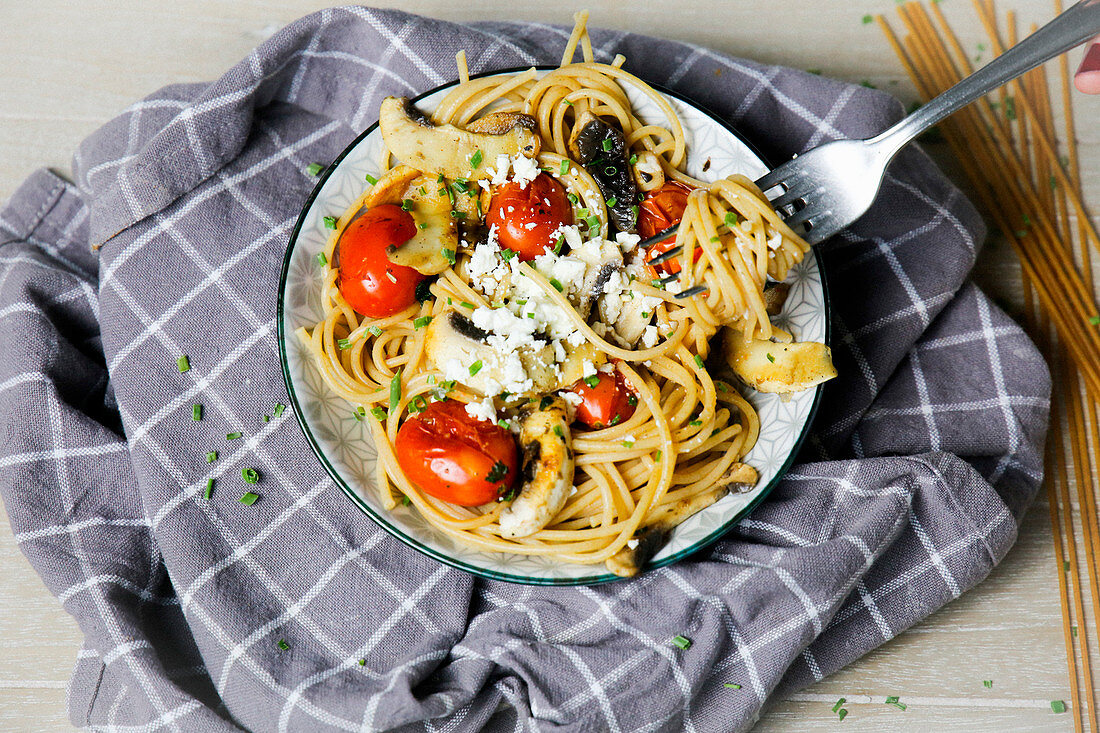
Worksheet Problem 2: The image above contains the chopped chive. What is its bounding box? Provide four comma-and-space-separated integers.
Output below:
837, 709, 848, 721
577, 207, 590, 218
622, 440, 635, 448
567, 192, 579, 205
550, 278, 564, 292
274, 403, 286, 417
450, 210, 466, 220
655, 449, 663, 461
630, 204, 639, 221
560, 159, 570, 175
469, 149, 483, 168
389, 369, 402, 411
862, 13, 873, 24
307, 162, 325, 176
694, 354, 705, 369
193, 404, 203, 421
277, 638, 289, 650
1051, 700, 1066, 714
204, 478, 214, 499
263, 415, 269, 422
419, 222, 428, 229
408, 394, 428, 414
316, 251, 328, 267
501, 248, 517, 261
563, 98, 574, 106
605, 196, 617, 208
604, 166, 617, 176
177, 355, 190, 373
226, 432, 242, 440
629, 154, 638, 165
1089, 316, 1099, 326
724, 683, 742, 690
689, 419, 703, 427
323, 216, 337, 229
369, 325, 383, 336
626, 394, 638, 406
885, 696, 906, 711
553, 424, 565, 438
370, 407, 387, 420
413, 316, 433, 329
242, 467, 259, 484
468, 360, 483, 376
365, 173, 378, 185
239, 491, 260, 506
400, 198, 414, 212
766, 353, 775, 363
358, 658, 367, 666
724, 212, 738, 228
671, 635, 691, 650
832, 698, 846, 713
584, 374, 601, 388
207, 451, 218, 463
983, 680, 993, 689
554, 236, 565, 254
441, 247, 456, 265
401, 495, 412, 506
601, 139, 614, 152
460, 301, 475, 309
337, 338, 351, 349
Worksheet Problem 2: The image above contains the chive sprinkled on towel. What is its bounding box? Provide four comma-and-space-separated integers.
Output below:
307, 162, 325, 176
204, 478, 214, 500
723, 683, 741, 689
671, 635, 691, 650
226, 432, 242, 440
884, 696, 906, 710
1051, 700, 1066, 714
177, 355, 190, 373
207, 451, 218, 463
277, 638, 289, 650
193, 404, 203, 421
832, 698, 846, 713
239, 491, 260, 506
274, 403, 285, 417
982, 680, 993, 689
242, 468, 259, 484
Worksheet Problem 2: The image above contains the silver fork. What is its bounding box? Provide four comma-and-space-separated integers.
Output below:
756, 0, 1100, 245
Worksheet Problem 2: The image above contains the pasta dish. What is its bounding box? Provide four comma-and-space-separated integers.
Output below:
296, 12, 836, 577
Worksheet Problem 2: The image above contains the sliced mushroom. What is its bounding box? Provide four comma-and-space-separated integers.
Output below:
363, 165, 421, 208
466, 111, 536, 136
379, 96, 540, 181
567, 111, 639, 233
605, 482, 735, 578
763, 281, 791, 316
722, 328, 837, 394
610, 291, 654, 346
570, 239, 624, 322
498, 396, 574, 538
631, 150, 665, 192
385, 174, 457, 275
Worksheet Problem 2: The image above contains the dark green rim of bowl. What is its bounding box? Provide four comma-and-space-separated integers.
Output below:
277, 65, 830, 586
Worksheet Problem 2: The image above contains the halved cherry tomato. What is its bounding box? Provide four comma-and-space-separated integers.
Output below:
337, 204, 423, 318
486, 172, 573, 260
568, 371, 638, 429
638, 181, 702, 277
395, 399, 518, 506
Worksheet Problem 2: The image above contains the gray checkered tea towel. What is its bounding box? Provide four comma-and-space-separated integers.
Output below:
0, 7, 1049, 732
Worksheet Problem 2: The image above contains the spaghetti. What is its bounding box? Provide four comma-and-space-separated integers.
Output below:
296, 12, 823, 576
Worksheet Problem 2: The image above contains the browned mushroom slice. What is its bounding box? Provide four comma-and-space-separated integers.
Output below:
379, 97, 540, 181
498, 396, 574, 538
722, 328, 837, 394
567, 111, 639, 233
763, 281, 791, 316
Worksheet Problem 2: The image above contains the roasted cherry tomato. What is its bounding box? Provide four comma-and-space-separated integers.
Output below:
638, 181, 702, 277
336, 204, 423, 318
395, 399, 519, 506
568, 371, 638, 429
486, 172, 573, 260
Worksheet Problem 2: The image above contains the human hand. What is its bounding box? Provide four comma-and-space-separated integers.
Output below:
1076, 36, 1100, 93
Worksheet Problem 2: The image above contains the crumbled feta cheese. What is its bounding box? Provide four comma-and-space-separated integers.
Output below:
641, 325, 659, 348
524, 221, 537, 230
598, 362, 615, 373
443, 358, 467, 383
582, 359, 597, 378
766, 233, 783, 250
490, 154, 511, 186
626, 538, 639, 549
510, 154, 540, 188
615, 232, 640, 252
566, 330, 586, 346
465, 397, 497, 424
561, 391, 583, 407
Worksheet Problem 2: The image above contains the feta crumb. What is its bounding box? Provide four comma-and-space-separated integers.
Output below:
464, 397, 497, 424
615, 232, 641, 252
641, 325, 659, 348
510, 154, 541, 188
582, 359, 597, 378
561, 391, 583, 407
443, 358, 467, 383
626, 538, 639, 549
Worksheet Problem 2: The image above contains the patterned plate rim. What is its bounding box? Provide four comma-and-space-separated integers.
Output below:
277, 65, 831, 585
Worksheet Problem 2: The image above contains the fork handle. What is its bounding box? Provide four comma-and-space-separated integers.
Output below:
871, 0, 1100, 151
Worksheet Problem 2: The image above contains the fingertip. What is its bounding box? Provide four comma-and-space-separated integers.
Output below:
1075, 71, 1100, 95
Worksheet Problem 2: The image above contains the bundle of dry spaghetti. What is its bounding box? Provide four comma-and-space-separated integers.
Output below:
880, 2, 1100, 729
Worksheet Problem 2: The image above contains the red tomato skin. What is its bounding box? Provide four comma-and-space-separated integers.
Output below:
568, 371, 637, 429
638, 181, 702, 277
395, 400, 518, 506
486, 173, 573, 261
337, 204, 423, 318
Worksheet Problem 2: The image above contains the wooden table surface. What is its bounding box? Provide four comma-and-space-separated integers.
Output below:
1, 1, 1095, 730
